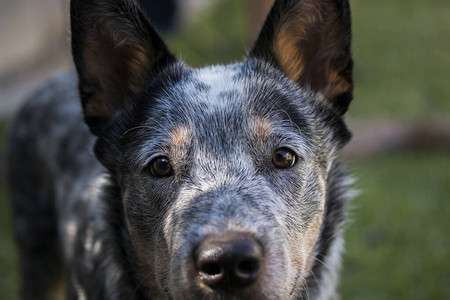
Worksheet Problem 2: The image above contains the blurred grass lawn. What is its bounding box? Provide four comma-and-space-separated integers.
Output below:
342, 153, 450, 299
1, 0, 449, 299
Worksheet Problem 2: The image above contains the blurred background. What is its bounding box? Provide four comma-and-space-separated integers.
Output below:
0, 0, 449, 299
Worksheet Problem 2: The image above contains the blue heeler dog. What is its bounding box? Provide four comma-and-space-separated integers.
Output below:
7, 0, 354, 299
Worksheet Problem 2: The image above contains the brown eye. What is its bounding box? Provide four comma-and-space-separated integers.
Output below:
272, 148, 297, 169
148, 156, 173, 177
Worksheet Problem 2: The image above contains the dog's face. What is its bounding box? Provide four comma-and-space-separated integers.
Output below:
115, 63, 350, 299
71, 0, 352, 299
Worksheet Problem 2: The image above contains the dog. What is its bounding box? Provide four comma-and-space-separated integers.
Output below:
7, 0, 354, 299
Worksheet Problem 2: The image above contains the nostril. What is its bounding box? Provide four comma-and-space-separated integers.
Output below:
236, 258, 260, 277
200, 262, 222, 276
234, 256, 261, 287
196, 249, 225, 287
198, 262, 224, 288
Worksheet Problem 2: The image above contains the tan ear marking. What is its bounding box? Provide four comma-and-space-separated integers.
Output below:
272, 1, 351, 102
126, 44, 152, 94
274, 29, 306, 82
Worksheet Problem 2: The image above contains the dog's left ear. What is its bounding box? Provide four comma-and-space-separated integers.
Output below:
249, 0, 353, 115
71, 0, 176, 135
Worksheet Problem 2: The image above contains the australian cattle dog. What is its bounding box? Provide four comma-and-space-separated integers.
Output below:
7, 0, 355, 299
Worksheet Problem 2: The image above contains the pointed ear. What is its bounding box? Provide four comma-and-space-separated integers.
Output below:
71, 0, 176, 135
249, 0, 353, 115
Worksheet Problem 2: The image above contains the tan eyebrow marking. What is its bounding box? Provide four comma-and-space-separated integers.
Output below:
252, 116, 272, 138
170, 125, 191, 147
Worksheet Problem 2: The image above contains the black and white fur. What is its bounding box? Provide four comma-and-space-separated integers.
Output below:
7, 0, 354, 299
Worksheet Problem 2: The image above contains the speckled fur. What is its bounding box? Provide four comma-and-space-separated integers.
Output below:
7, 0, 354, 299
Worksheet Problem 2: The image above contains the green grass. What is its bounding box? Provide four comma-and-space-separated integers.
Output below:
341, 152, 450, 299
0, 120, 19, 300
166, 0, 249, 67
349, 0, 450, 120
0, 188, 18, 300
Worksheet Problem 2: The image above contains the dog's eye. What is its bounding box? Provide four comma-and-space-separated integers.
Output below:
272, 148, 297, 169
148, 156, 173, 177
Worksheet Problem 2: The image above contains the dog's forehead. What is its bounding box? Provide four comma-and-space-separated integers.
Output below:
146, 63, 313, 143
160, 64, 305, 135
161, 64, 249, 117
169, 65, 251, 153
163, 63, 308, 117
191, 65, 243, 103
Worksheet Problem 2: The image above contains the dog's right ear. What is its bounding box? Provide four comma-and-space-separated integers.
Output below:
71, 0, 176, 135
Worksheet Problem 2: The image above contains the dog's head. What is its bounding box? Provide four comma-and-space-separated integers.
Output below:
71, 0, 353, 299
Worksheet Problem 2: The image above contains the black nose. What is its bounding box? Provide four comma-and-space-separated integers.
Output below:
194, 232, 263, 290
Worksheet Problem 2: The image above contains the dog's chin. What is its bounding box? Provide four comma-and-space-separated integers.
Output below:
164, 272, 293, 300
166, 286, 291, 300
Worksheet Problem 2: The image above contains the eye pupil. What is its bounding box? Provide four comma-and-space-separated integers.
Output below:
272, 148, 296, 169
149, 156, 173, 177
